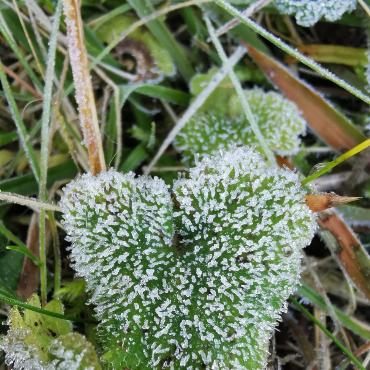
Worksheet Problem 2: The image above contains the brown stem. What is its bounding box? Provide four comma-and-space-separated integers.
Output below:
62, 0, 106, 175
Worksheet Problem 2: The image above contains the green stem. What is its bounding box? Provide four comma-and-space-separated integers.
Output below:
38, 0, 63, 305
302, 139, 370, 185
0, 289, 95, 323
214, 0, 370, 105
48, 211, 61, 295
291, 298, 365, 370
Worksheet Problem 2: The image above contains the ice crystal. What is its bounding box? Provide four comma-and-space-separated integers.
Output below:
0, 295, 101, 370
275, 0, 357, 27
61, 147, 316, 369
175, 87, 306, 163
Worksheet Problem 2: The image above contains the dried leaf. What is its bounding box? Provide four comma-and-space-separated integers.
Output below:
245, 43, 367, 150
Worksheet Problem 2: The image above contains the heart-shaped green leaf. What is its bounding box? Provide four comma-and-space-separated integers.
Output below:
61, 147, 316, 369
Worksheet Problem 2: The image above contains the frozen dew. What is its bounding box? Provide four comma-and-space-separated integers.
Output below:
275, 0, 357, 27
60, 147, 316, 369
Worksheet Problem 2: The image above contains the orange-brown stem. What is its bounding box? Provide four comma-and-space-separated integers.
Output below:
63, 0, 106, 175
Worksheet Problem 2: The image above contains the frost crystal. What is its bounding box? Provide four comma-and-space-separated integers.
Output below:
275, 0, 357, 27
0, 295, 101, 370
61, 147, 316, 369
175, 88, 306, 163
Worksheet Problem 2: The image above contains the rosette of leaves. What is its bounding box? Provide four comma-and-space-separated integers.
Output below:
0, 295, 101, 370
275, 0, 357, 27
174, 68, 306, 164
61, 146, 316, 369
96, 14, 175, 81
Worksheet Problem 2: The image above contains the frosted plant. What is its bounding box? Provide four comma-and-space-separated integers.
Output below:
175, 81, 306, 163
61, 146, 316, 369
0, 295, 101, 370
275, 0, 357, 27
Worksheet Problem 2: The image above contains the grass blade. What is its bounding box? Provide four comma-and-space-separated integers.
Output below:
0, 61, 40, 183
0, 289, 92, 323
299, 284, 370, 340
214, 0, 370, 105
38, 0, 63, 305
291, 298, 365, 370
302, 139, 370, 185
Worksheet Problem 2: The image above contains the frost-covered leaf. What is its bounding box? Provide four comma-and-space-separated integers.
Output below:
175, 85, 306, 163
275, 0, 357, 27
0, 294, 101, 370
61, 147, 316, 369
96, 15, 175, 80
189, 67, 235, 115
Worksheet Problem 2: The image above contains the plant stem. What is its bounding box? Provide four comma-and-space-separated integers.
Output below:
63, 0, 106, 175
302, 139, 370, 185
38, 0, 62, 305
291, 298, 365, 370
0, 289, 94, 323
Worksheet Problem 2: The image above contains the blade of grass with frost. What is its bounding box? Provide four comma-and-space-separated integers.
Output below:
144, 46, 245, 174
291, 298, 365, 370
204, 15, 276, 166
11, 0, 44, 77
0, 12, 42, 92
0, 62, 40, 183
63, 0, 106, 175
214, 0, 370, 105
38, 0, 62, 305
299, 284, 370, 340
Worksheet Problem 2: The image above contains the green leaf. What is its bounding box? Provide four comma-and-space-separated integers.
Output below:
61, 147, 315, 369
